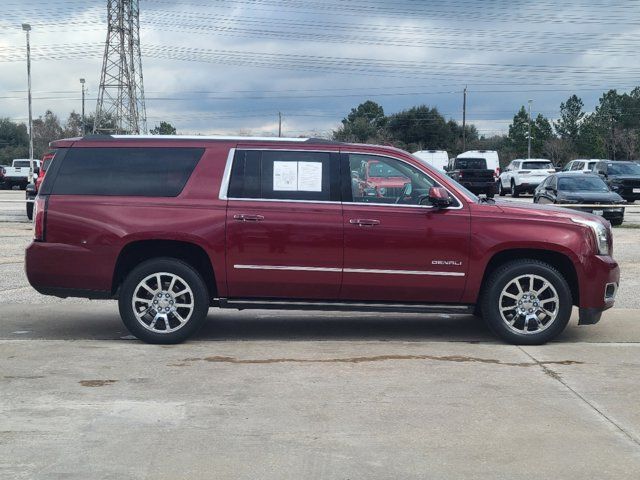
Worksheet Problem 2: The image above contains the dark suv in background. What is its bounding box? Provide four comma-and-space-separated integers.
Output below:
593, 160, 640, 203
26, 135, 619, 345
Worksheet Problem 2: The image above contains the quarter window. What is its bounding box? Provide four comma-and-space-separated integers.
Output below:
50, 147, 203, 196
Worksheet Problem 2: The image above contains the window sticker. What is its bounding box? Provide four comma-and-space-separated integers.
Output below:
273, 161, 298, 191
297, 162, 322, 192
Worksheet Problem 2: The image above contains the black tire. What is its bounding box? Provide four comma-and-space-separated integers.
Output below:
26, 201, 33, 220
511, 180, 519, 197
118, 257, 210, 344
498, 181, 506, 196
481, 259, 573, 345
611, 218, 623, 226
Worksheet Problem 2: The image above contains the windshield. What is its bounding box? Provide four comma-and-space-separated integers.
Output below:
522, 161, 553, 170
607, 162, 640, 175
454, 158, 487, 169
368, 162, 406, 178
13, 160, 31, 168
558, 176, 609, 192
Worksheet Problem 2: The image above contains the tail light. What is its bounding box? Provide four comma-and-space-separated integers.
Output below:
33, 196, 47, 241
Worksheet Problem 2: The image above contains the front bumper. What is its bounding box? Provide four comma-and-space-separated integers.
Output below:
577, 255, 619, 325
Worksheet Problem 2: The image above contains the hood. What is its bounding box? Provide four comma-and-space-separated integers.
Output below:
491, 199, 610, 227
557, 191, 624, 203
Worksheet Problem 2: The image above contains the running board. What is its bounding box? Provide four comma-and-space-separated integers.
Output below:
218, 298, 474, 315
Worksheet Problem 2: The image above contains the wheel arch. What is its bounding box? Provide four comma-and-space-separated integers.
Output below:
112, 239, 217, 300
476, 248, 579, 308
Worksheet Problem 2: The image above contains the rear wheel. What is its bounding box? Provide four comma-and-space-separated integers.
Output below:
481, 259, 572, 345
118, 257, 210, 344
611, 218, 623, 226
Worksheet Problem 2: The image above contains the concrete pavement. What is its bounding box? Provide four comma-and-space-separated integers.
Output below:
2, 303, 640, 479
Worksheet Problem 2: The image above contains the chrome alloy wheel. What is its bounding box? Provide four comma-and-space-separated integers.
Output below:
131, 272, 194, 333
498, 274, 560, 334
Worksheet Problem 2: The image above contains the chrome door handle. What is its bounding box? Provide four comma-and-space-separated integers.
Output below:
233, 214, 264, 222
349, 218, 380, 227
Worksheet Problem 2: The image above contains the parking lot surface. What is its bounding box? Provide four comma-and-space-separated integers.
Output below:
2, 189, 640, 479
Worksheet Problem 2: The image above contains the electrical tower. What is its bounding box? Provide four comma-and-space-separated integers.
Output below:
94, 0, 147, 134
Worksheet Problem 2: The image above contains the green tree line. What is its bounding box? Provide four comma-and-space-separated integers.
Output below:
333, 87, 640, 167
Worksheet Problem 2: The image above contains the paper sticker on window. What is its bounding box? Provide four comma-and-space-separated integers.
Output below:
273, 161, 298, 191
297, 162, 322, 192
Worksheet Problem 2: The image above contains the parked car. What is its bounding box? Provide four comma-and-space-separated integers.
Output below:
563, 159, 601, 173
592, 160, 640, 203
25, 151, 56, 220
447, 156, 496, 197
26, 135, 619, 345
498, 159, 555, 197
456, 150, 501, 181
533, 172, 626, 226
353, 158, 410, 198
412, 150, 449, 172
3, 159, 40, 190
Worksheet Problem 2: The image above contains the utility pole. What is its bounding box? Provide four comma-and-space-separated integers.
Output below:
278, 112, 282, 137
462, 86, 467, 151
94, 0, 147, 134
80, 78, 86, 135
22, 23, 33, 161
527, 99, 532, 159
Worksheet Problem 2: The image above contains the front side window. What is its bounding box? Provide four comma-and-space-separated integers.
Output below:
228, 150, 338, 202
349, 154, 444, 206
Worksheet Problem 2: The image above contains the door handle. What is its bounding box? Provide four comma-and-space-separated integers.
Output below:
349, 218, 380, 227
233, 214, 265, 222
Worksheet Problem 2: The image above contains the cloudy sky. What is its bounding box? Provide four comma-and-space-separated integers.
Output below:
1, 0, 639, 138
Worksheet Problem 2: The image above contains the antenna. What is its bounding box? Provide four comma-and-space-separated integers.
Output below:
94, 0, 147, 134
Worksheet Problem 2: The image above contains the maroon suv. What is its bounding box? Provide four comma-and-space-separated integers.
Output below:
26, 135, 620, 344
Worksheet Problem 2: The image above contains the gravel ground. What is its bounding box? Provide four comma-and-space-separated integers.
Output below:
1, 189, 638, 308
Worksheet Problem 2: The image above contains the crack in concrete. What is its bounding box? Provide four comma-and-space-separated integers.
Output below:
174, 354, 583, 367
518, 346, 640, 449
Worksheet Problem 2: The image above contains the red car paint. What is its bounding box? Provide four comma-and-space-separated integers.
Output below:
25, 136, 618, 329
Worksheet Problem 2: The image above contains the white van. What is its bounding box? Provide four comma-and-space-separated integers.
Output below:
456, 150, 500, 180
412, 150, 449, 172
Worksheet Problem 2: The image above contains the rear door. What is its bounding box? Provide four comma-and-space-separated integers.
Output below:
341, 152, 470, 303
224, 148, 343, 299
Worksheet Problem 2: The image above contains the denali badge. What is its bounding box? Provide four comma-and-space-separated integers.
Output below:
432, 260, 463, 266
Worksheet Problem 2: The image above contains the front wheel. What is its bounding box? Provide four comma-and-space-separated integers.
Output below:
118, 258, 210, 344
481, 259, 572, 344
511, 180, 519, 197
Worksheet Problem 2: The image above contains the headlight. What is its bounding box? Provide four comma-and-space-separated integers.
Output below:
571, 217, 610, 255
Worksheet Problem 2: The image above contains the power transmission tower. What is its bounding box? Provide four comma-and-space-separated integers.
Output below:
94, 0, 147, 134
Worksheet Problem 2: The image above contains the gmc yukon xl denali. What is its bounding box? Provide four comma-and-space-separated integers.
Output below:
26, 135, 620, 345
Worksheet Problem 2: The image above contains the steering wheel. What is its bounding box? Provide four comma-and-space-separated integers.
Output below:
395, 182, 413, 204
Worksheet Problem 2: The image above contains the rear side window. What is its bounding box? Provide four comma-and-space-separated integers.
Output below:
50, 147, 203, 196
228, 150, 339, 202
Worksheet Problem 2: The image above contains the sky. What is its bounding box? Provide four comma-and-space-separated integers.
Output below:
1, 0, 639, 139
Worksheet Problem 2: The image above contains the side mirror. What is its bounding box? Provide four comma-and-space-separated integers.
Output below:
597, 170, 607, 177
544, 185, 555, 191
428, 186, 452, 209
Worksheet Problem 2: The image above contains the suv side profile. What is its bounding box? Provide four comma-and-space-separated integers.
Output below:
26, 135, 620, 345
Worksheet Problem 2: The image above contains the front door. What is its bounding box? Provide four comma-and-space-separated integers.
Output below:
225, 148, 343, 299
341, 153, 470, 303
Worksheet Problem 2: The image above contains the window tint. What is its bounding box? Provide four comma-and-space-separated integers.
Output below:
454, 158, 487, 169
522, 161, 553, 170
228, 150, 338, 202
349, 154, 440, 206
51, 147, 203, 196
13, 160, 31, 168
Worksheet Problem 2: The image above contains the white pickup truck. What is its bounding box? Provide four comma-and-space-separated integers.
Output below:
2, 159, 40, 190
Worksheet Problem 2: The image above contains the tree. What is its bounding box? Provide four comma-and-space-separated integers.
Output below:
386, 105, 451, 151
554, 95, 584, 144
333, 100, 386, 142
507, 106, 554, 158
0, 118, 29, 165
32, 110, 64, 158
150, 121, 177, 135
